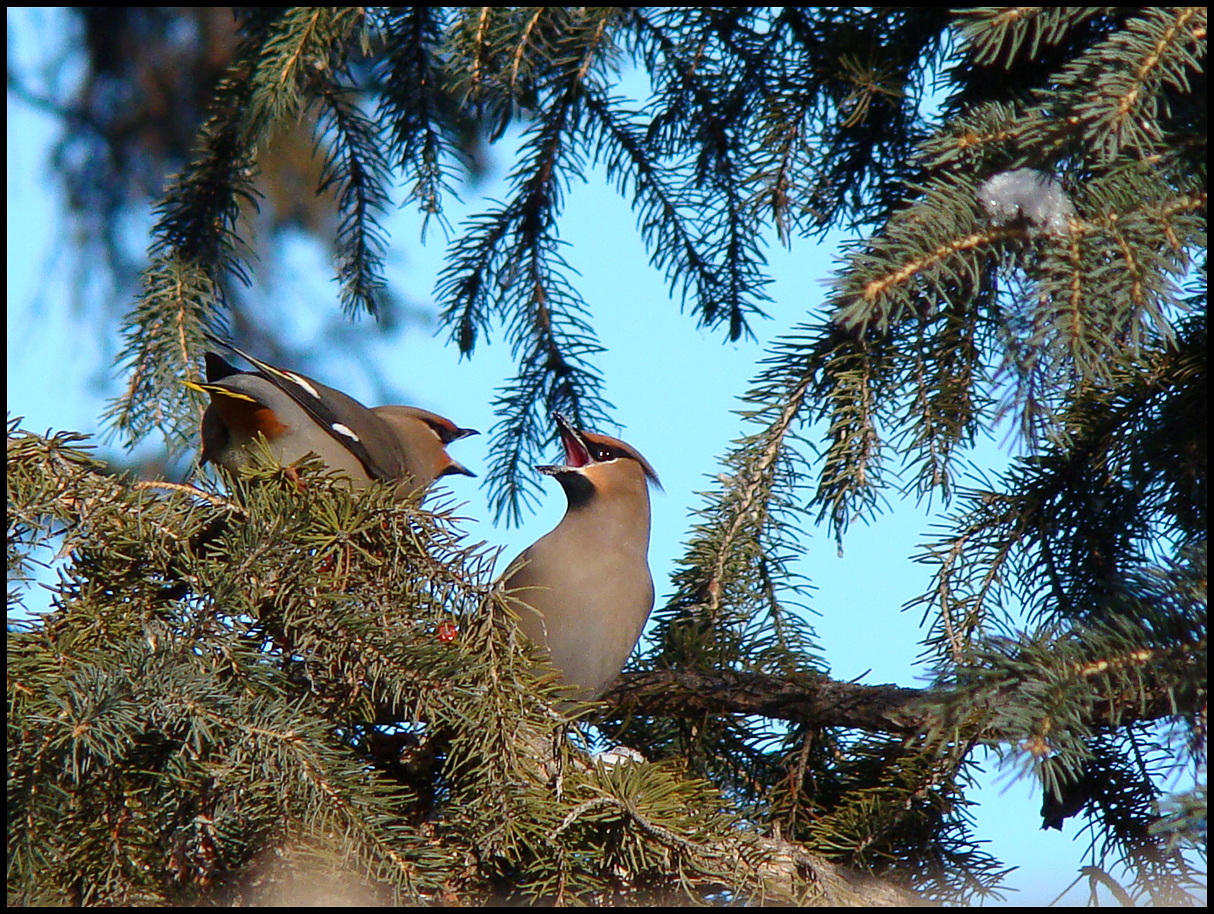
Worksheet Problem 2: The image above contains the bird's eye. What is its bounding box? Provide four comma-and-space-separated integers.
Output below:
594, 446, 613, 461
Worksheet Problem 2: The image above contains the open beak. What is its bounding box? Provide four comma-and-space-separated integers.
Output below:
537, 413, 590, 475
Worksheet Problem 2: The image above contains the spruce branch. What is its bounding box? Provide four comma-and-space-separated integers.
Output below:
582, 88, 719, 319
102, 255, 216, 452
437, 9, 619, 524
1054, 7, 1207, 161
955, 8, 1106, 69
375, 7, 462, 229
11, 7, 1207, 904
315, 80, 392, 317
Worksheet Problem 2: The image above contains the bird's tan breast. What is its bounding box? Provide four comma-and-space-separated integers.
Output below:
504, 507, 653, 698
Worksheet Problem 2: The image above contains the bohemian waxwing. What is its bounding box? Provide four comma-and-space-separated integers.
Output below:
502, 413, 660, 700
372, 405, 478, 495
191, 347, 477, 497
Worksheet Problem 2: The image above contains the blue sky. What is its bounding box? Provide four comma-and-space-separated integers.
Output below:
7, 8, 1182, 904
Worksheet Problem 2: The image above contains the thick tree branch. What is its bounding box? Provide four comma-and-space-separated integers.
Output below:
606, 669, 925, 734
604, 668, 1193, 739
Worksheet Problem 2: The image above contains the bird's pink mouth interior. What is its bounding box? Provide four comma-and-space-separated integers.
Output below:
558, 422, 591, 468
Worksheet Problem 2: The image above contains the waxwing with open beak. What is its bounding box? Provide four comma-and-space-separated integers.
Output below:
502, 413, 660, 699
190, 346, 476, 498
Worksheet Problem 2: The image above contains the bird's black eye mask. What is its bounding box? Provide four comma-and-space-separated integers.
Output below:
590, 443, 618, 462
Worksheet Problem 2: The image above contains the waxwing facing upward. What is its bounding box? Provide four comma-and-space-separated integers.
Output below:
502, 413, 660, 700
192, 347, 477, 498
